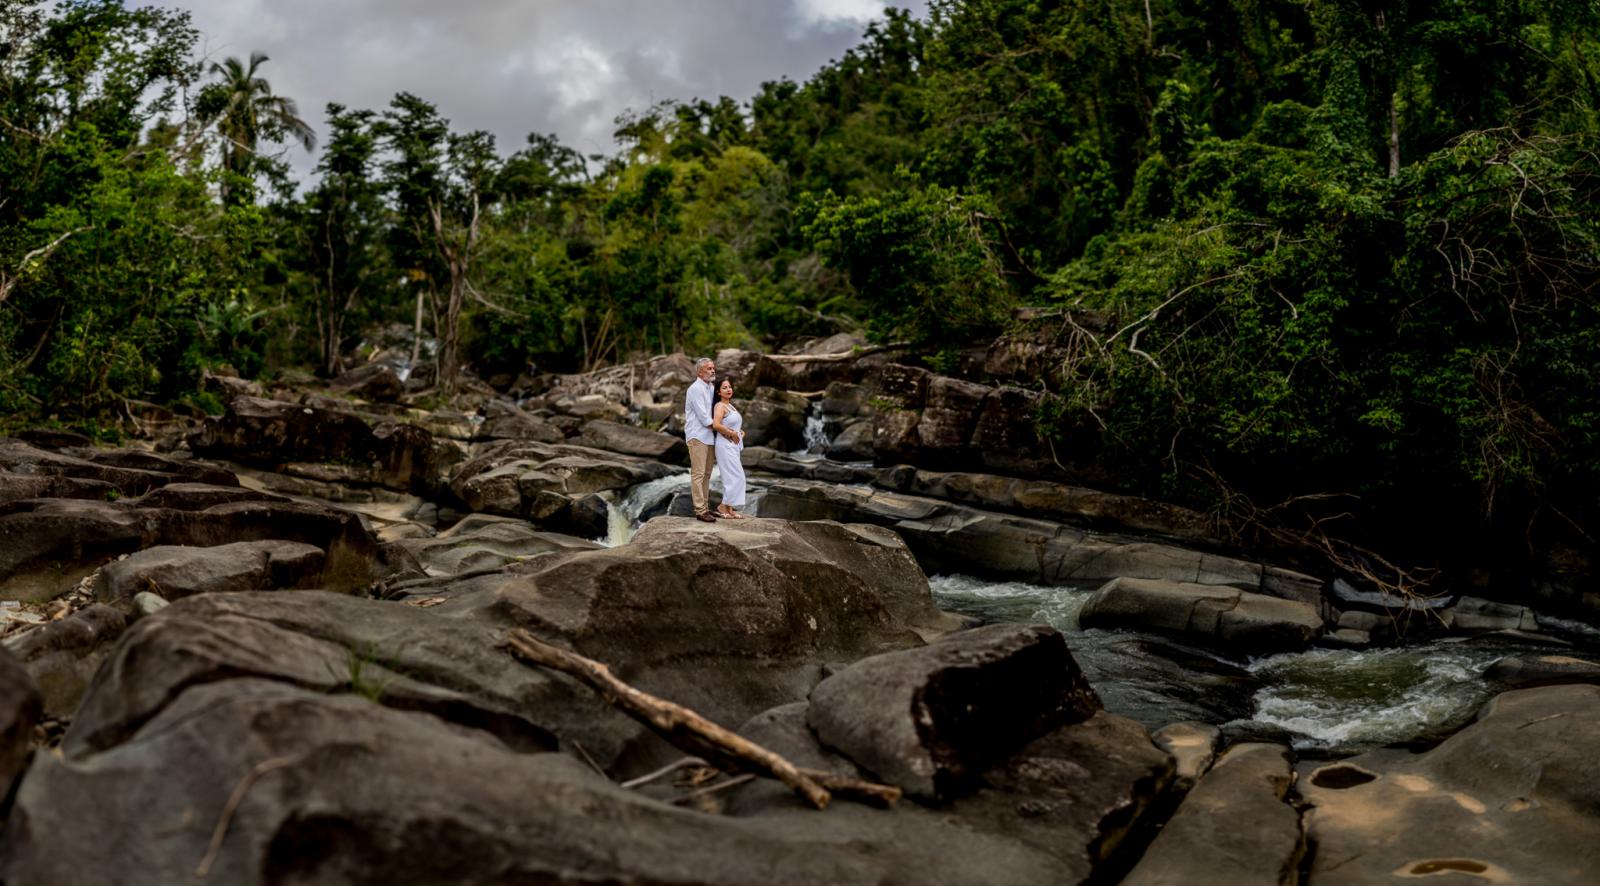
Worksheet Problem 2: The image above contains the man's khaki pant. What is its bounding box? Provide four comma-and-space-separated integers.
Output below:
688, 439, 716, 515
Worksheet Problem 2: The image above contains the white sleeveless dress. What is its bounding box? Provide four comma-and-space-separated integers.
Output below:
714, 405, 746, 508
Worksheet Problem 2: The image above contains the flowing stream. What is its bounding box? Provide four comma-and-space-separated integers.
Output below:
928, 574, 1596, 754
794, 401, 830, 456
599, 466, 1596, 756
601, 473, 689, 547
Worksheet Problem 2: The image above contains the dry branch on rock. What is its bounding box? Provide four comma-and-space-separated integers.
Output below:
502, 628, 901, 809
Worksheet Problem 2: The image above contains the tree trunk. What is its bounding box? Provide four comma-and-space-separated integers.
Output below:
1388, 92, 1401, 178
410, 289, 424, 369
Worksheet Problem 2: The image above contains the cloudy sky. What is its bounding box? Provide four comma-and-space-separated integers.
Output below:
156, 0, 927, 179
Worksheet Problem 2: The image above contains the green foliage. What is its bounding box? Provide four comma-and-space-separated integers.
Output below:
800, 176, 1011, 345
5, 0, 1600, 568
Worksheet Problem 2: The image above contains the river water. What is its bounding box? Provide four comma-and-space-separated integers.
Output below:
600, 475, 1596, 756
927, 574, 1600, 754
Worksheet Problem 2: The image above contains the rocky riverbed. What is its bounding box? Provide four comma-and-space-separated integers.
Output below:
5, 344, 1600, 883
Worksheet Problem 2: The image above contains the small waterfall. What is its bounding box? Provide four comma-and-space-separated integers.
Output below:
600, 473, 690, 547
793, 401, 830, 457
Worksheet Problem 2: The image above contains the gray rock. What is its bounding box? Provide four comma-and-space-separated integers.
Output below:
478, 400, 564, 443
876, 467, 1219, 545
756, 478, 1291, 596
1335, 608, 1388, 633
1450, 596, 1539, 632
0, 646, 41, 800
738, 387, 811, 451
445, 440, 674, 526
574, 419, 689, 464
807, 623, 1100, 799
188, 395, 458, 493
2, 604, 129, 718
1303, 685, 1600, 884
827, 419, 875, 461
1321, 628, 1372, 648
0, 470, 117, 505
329, 362, 405, 402
727, 702, 1174, 885
1123, 743, 1302, 886
131, 591, 168, 618
62, 591, 557, 758
96, 540, 326, 601
1, 679, 860, 886
2, 675, 1160, 886
1151, 721, 1221, 790
0, 438, 230, 497
1485, 654, 1600, 689
1080, 577, 1323, 654
0, 498, 376, 602
385, 514, 599, 582
133, 482, 287, 510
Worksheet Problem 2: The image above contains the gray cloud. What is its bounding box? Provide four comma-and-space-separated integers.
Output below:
156, 0, 926, 179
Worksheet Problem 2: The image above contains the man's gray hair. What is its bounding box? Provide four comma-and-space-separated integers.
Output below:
694, 357, 714, 373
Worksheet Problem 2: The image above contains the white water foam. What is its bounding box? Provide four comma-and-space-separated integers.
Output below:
792, 401, 830, 456
1246, 644, 1499, 750
599, 473, 690, 547
928, 574, 1096, 632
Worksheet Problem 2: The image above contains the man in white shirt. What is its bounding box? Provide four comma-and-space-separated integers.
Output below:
684, 357, 719, 522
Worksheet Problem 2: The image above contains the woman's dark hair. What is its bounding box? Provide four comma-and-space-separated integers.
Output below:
715, 376, 735, 395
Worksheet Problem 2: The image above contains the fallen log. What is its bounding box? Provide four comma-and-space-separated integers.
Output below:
502, 628, 901, 809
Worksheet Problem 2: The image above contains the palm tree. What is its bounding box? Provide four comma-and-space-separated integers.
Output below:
198, 52, 316, 202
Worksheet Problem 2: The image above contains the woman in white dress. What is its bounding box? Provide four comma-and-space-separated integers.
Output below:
711, 378, 748, 519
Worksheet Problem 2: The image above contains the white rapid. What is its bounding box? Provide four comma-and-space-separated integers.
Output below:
793, 401, 830, 457
600, 473, 690, 547
927, 574, 1577, 754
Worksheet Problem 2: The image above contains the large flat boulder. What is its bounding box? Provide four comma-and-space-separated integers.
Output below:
728, 705, 1174, 884
189, 395, 458, 493
1, 680, 865, 886
1122, 743, 1302, 885
756, 479, 1307, 600
0, 497, 377, 602
574, 419, 689, 464
807, 623, 1101, 799
434, 516, 965, 771
1079, 577, 1323, 654
61, 591, 558, 758
446, 439, 674, 527
1302, 684, 1600, 884
876, 467, 1220, 546
95, 540, 326, 600
1, 675, 1162, 886
0, 438, 234, 496
1485, 654, 1600, 689
384, 514, 599, 583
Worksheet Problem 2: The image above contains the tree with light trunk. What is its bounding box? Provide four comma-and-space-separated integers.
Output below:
378, 93, 499, 395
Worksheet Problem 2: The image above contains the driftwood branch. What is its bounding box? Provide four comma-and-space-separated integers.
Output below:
766, 342, 911, 365
502, 629, 901, 809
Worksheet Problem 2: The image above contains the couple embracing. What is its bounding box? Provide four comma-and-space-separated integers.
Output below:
684, 356, 748, 522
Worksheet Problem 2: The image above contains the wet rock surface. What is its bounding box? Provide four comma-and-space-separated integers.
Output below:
1080, 577, 1323, 654
1301, 684, 1600, 884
